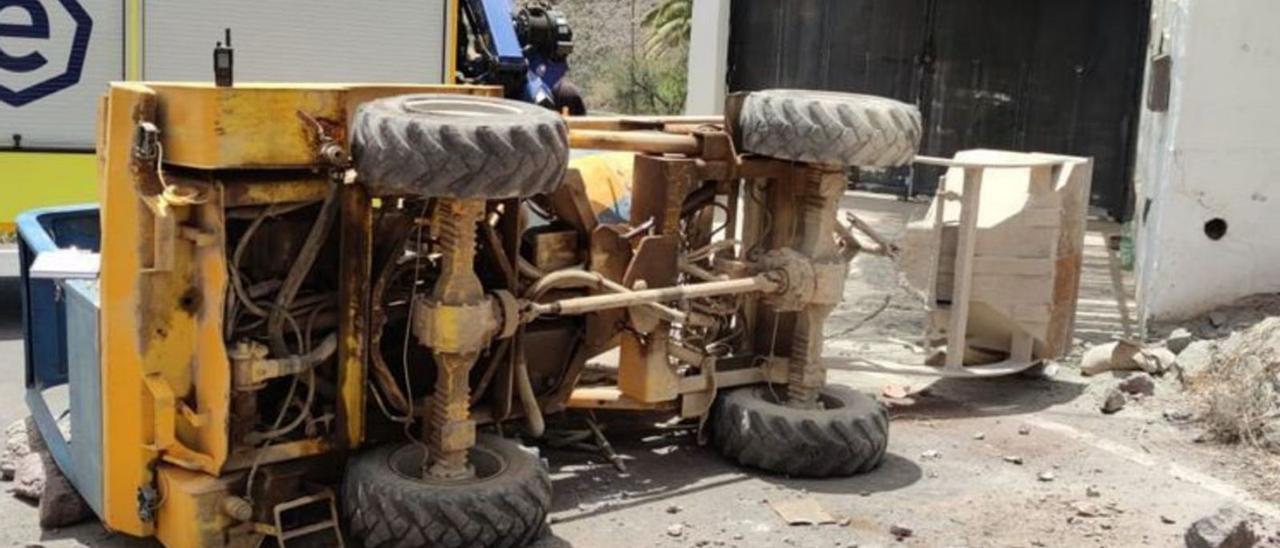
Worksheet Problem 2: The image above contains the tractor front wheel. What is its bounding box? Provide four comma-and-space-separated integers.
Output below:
710, 384, 889, 478
343, 434, 551, 548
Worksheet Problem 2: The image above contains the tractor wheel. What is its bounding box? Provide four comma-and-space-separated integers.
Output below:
710, 384, 889, 478
738, 89, 921, 167
351, 94, 569, 198
343, 435, 551, 548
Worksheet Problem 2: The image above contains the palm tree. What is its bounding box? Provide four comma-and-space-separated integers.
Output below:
641, 0, 692, 59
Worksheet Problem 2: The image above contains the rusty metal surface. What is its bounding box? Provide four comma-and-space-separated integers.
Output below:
337, 183, 373, 447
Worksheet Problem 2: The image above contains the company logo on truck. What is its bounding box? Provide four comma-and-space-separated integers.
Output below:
0, 0, 92, 107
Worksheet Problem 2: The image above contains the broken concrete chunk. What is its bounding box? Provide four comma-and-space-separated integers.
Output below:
13, 452, 45, 501
1167, 328, 1195, 354
1141, 347, 1177, 375
1101, 388, 1127, 414
1, 418, 31, 481
1175, 340, 1218, 381
1003, 455, 1025, 465
920, 449, 941, 460
1184, 505, 1259, 548
1118, 373, 1156, 396
39, 459, 93, 529
1037, 471, 1056, 482
666, 523, 684, 538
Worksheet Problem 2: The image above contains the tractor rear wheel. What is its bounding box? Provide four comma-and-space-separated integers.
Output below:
738, 89, 921, 168
343, 435, 551, 548
710, 384, 889, 477
351, 94, 569, 198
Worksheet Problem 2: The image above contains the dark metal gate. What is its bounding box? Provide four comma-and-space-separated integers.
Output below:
727, 0, 1150, 220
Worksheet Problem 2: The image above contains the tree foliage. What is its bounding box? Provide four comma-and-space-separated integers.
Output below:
641, 0, 692, 59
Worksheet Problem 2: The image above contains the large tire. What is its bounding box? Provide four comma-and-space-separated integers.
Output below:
351, 94, 569, 198
343, 435, 552, 548
739, 90, 921, 168
711, 384, 889, 478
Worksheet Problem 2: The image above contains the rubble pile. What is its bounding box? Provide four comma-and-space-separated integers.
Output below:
1182, 317, 1280, 453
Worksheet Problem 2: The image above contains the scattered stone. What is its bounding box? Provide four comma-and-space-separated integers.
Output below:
1185, 505, 1258, 548
1003, 455, 1025, 465
920, 449, 941, 460
1018, 425, 1032, 435
1, 419, 30, 481
1118, 373, 1156, 396
838, 517, 851, 527
1208, 311, 1228, 328
1142, 347, 1178, 375
972, 432, 986, 441
1175, 340, 1218, 381
1037, 471, 1056, 482
666, 504, 682, 514
732, 533, 744, 541
1161, 515, 1176, 525
13, 452, 45, 500
889, 524, 913, 539
666, 524, 684, 538
1164, 408, 1194, 422
1100, 388, 1127, 414
1086, 486, 1101, 498
1072, 502, 1103, 518
1167, 328, 1195, 354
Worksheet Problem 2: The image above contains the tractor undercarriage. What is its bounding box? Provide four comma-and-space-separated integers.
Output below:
66, 82, 920, 547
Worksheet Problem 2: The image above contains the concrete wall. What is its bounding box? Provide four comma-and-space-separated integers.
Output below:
684, 0, 730, 115
1137, 0, 1280, 322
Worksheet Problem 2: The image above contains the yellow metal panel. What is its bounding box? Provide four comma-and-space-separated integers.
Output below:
100, 82, 159, 537
446, 0, 460, 82
151, 85, 345, 169
154, 466, 241, 548
570, 152, 635, 223
0, 152, 97, 229
126, 0, 143, 80
100, 82, 237, 536
147, 83, 501, 169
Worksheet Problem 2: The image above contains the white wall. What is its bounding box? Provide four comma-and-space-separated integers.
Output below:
684, 0, 730, 115
1137, 0, 1280, 322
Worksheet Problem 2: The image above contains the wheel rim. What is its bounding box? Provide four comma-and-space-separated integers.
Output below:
401, 97, 524, 118
387, 443, 509, 484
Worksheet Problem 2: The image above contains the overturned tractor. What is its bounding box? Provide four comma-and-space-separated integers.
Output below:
22, 83, 924, 547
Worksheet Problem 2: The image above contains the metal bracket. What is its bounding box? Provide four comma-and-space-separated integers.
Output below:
132, 121, 160, 164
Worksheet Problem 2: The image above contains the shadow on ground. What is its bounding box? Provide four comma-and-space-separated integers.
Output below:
538, 410, 922, 522
889, 375, 1087, 420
